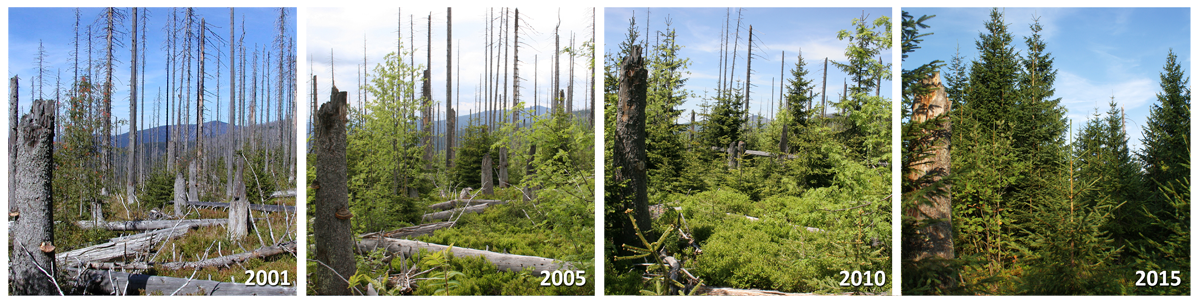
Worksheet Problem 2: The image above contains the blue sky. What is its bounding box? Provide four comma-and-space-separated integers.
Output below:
9, 7, 296, 134
902, 7, 1190, 151
605, 7, 893, 122
307, 7, 595, 122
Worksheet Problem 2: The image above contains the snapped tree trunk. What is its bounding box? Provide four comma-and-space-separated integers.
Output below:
58, 225, 194, 265
481, 153, 494, 195
12, 99, 58, 295
905, 72, 954, 261
228, 156, 250, 240
614, 45, 650, 250
314, 85, 354, 295
173, 171, 186, 217
188, 160, 199, 202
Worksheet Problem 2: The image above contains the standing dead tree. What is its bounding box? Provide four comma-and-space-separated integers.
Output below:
228, 157, 249, 240
314, 85, 353, 295
905, 72, 954, 261
9, 77, 18, 214
445, 7, 455, 168
126, 7, 139, 205
614, 46, 649, 251
12, 99, 58, 295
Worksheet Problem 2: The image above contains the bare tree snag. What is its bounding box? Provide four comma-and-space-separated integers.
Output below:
12, 99, 57, 295
185, 201, 294, 213
9, 77, 17, 214
228, 157, 249, 240
905, 72, 954, 261
314, 85, 353, 295
73, 269, 294, 295
481, 153, 494, 195
356, 238, 575, 275
58, 225, 194, 265
446, 7, 455, 168
614, 45, 650, 249
127, 7, 139, 206
188, 160, 199, 202
499, 149, 509, 188
174, 170, 186, 216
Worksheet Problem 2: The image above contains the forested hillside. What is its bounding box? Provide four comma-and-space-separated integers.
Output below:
604, 8, 892, 295
901, 9, 1190, 295
306, 7, 595, 296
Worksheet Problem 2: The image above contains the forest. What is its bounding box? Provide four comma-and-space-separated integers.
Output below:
604, 8, 892, 295
8, 7, 298, 295
902, 8, 1190, 295
305, 7, 595, 295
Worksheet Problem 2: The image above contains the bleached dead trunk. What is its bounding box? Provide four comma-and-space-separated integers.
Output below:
75, 219, 228, 231
356, 238, 573, 275
57, 225, 194, 265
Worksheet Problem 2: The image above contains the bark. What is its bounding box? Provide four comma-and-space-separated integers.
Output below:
12, 98, 57, 295
8, 77, 17, 214
173, 171, 186, 216
314, 86, 353, 295
905, 72, 954, 261
188, 160, 199, 202
421, 201, 508, 222
75, 219, 229, 231
356, 238, 574, 275
614, 46, 650, 249
821, 58, 828, 117
227, 8, 237, 196
360, 221, 455, 239
445, 7, 454, 168
498, 149, 508, 188
228, 157, 249, 240
127, 8, 139, 205
72, 269, 294, 295
481, 153, 494, 195
427, 199, 507, 211
57, 225, 194, 265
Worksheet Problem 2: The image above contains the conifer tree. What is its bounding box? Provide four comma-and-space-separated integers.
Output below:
1140, 49, 1190, 206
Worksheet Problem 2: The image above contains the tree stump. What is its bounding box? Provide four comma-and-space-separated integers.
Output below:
228, 157, 250, 240
499, 147, 509, 188
187, 160, 199, 202
906, 71, 955, 261
173, 170, 186, 217
481, 153, 494, 196
12, 99, 58, 295
614, 45, 650, 249
314, 86, 354, 295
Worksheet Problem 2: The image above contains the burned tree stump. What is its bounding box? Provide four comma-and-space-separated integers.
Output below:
614, 45, 650, 249
314, 86, 354, 295
228, 157, 250, 240
905, 72, 954, 261
481, 153, 494, 196
12, 99, 58, 295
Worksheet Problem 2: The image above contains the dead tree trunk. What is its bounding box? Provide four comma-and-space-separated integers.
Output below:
445, 7, 454, 168
8, 77, 17, 214
58, 225, 193, 265
423, 13, 433, 171
228, 156, 249, 240
422, 202, 507, 222
75, 219, 229, 231
73, 269, 294, 295
428, 199, 506, 211
905, 72, 954, 261
314, 85, 353, 295
614, 46, 650, 250
360, 221, 454, 239
12, 99, 57, 295
174, 170, 186, 216
481, 153, 494, 195
127, 7, 139, 206
821, 58, 828, 117
744, 25, 753, 123
356, 238, 575, 275
188, 160, 199, 202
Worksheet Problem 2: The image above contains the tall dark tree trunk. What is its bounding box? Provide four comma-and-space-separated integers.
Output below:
446, 7, 454, 168
127, 7, 138, 205
423, 13, 432, 171
9, 77, 18, 213
103, 8, 115, 181
822, 58, 828, 117
12, 99, 57, 295
228, 8, 237, 196
614, 46, 649, 251
744, 25, 752, 123
314, 86, 352, 295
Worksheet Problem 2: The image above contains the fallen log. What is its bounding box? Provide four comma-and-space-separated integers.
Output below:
184, 201, 295, 213
74, 219, 229, 231
356, 238, 572, 275
360, 222, 454, 239
58, 225, 194, 265
422, 202, 506, 222
697, 286, 815, 296
86, 241, 296, 271
71, 269, 295, 295
427, 199, 506, 211
269, 189, 297, 198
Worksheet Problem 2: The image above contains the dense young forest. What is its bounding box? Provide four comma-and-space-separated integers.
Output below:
9, 7, 297, 295
604, 8, 892, 295
306, 7, 595, 296
902, 9, 1190, 295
